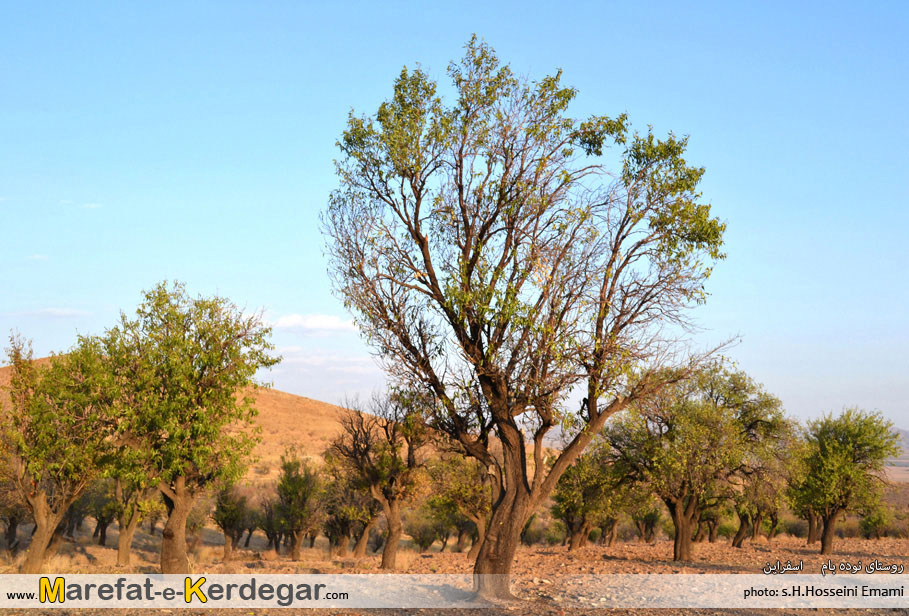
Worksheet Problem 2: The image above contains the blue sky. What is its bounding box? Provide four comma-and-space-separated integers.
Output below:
1, 1, 906, 425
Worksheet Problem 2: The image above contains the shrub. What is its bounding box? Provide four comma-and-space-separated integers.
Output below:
544, 520, 567, 546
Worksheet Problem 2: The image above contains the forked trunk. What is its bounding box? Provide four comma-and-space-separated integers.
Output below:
820, 514, 837, 555
751, 513, 763, 540
159, 479, 194, 574
380, 499, 402, 570
20, 494, 67, 574
290, 530, 304, 561
707, 520, 718, 543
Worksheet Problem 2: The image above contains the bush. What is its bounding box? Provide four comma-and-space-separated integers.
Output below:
860, 506, 891, 539
405, 510, 444, 552
716, 521, 737, 539
544, 520, 566, 546
783, 517, 807, 538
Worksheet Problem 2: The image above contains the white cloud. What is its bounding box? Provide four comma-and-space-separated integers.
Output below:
26, 254, 49, 261
82, 202, 103, 209
273, 313, 357, 334
14, 307, 90, 318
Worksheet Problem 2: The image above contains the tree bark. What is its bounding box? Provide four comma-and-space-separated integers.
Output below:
20, 494, 66, 574
707, 520, 718, 543
159, 478, 193, 574
473, 483, 530, 600
290, 530, 304, 561
380, 499, 402, 570
807, 510, 820, 545
353, 516, 378, 558
820, 513, 837, 555
97, 520, 110, 546
731, 512, 751, 548
751, 513, 763, 540
116, 511, 141, 567
455, 527, 470, 553
667, 499, 696, 562
5, 515, 20, 552
467, 514, 486, 560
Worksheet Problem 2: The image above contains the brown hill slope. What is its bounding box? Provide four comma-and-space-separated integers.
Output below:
0, 361, 348, 480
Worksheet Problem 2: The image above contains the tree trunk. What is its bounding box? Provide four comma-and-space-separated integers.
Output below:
20, 494, 66, 574
222, 532, 233, 560
290, 530, 304, 561
604, 522, 617, 547
98, 520, 110, 546
567, 519, 586, 551
731, 512, 750, 548
353, 516, 377, 558
707, 520, 718, 543
820, 513, 837, 555
244, 528, 254, 548
467, 514, 486, 560
767, 513, 779, 541
667, 500, 696, 562
336, 531, 350, 558
116, 511, 141, 567
473, 486, 530, 600
159, 479, 193, 574
455, 527, 469, 553
5, 515, 20, 552
380, 499, 402, 570
693, 521, 707, 543
751, 513, 763, 540
807, 510, 820, 544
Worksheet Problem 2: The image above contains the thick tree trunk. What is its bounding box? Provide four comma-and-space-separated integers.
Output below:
567, 518, 586, 551
807, 510, 820, 544
667, 500, 696, 562
693, 521, 707, 543
159, 479, 193, 574
336, 531, 350, 558
353, 516, 378, 558
222, 532, 233, 560
767, 514, 779, 541
20, 494, 67, 574
731, 512, 750, 548
820, 514, 837, 555
473, 486, 530, 600
380, 499, 402, 570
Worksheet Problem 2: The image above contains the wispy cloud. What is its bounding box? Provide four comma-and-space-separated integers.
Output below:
273, 313, 357, 334
26, 254, 49, 261
11, 307, 90, 318
81, 202, 103, 209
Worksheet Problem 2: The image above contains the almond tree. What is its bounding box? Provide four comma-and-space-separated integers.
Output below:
322, 37, 726, 598
106, 281, 278, 573
2, 335, 116, 573
326, 393, 428, 569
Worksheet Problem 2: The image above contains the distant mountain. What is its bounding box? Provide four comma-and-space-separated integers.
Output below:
890, 427, 909, 464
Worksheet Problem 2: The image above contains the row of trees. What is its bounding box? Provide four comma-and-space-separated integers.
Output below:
550, 365, 899, 560
1, 281, 278, 573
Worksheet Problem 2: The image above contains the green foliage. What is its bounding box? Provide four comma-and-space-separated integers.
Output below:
2, 334, 116, 514
276, 449, 323, 537
404, 504, 448, 552
105, 281, 279, 492
860, 504, 892, 539
551, 443, 626, 535
792, 408, 899, 521
212, 485, 251, 540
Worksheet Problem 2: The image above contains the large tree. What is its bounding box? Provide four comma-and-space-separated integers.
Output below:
106, 281, 278, 573
791, 408, 899, 554
2, 335, 116, 573
322, 37, 725, 598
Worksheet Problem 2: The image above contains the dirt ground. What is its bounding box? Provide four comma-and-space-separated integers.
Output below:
3, 525, 908, 615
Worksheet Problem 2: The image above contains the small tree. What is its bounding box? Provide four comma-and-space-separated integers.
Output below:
107, 281, 278, 573
426, 454, 492, 558
2, 335, 116, 573
791, 408, 899, 554
212, 486, 251, 560
327, 392, 428, 569
84, 479, 118, 547
276, 449, 323, 561
551, 446, 626, 551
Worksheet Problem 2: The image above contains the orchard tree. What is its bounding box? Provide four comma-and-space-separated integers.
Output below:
2, 335, 116, 573
106, 281, 278, 573
426, 454, 492, 558
551, 445, 627, 551
605, 365, 785, 561
276, 449, 323, 561
792, 408, 898, 554
322, 36, 725, 598
326, 392, 429, 569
